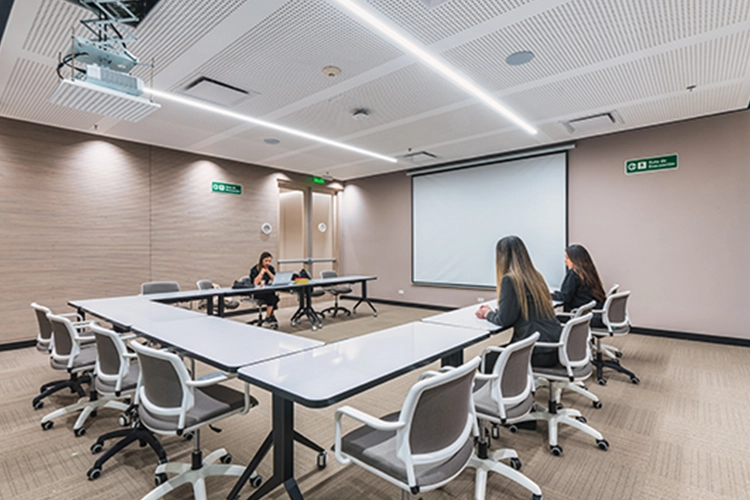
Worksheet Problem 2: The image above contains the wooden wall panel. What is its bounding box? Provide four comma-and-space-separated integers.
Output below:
0, 117, 283, 344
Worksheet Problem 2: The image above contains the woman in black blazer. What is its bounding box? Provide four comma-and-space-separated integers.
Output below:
476, 236, 562, 368
552, 244, 606, 326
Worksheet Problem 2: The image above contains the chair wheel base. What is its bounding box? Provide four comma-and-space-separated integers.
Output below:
510, 457, 522, 470
87, 467, 101, 481
597, 439, 609, 451
250, 474, 263, 488
317, 451, 327, 469
41, 421, 53, 431
550, 445, 563, 456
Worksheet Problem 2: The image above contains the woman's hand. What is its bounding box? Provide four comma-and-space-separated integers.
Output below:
476, 305, 491, 319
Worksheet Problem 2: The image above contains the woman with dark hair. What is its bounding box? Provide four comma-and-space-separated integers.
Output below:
476, 236, 562, 368
250, 251, 280, 326
552, 244, 606, 313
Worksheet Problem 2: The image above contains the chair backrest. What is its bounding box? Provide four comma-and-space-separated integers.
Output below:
47, 313, 86, 370
130, 341, 192, 429
196, 279, 213, 290
141, 281, 180, 295
91, 323, 131, 393
396, 356, 480, 485
491, 332, 539, 410
572, 300, 597, 319
606, 284, 620, 297
320, 270, 337, 279
558, 313, 593, 371
31, 302, 53, 347
602, 291, 631, 333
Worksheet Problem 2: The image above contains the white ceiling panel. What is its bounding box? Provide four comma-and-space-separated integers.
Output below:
1, 0, 748, 180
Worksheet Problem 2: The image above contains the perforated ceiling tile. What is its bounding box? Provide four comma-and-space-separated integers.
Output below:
427, 129, 537, 163
169, 0, 404, 118
365, 0, 532, 45
443, 0, 750, 92
130, 0, 247, 80
273, 63, 469, 139
22, 0, 89, 59
499, 31, 750, 122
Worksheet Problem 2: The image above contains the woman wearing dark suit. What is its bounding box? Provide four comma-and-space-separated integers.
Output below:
250, 251, 280, 326
552, 244, 606, 326
476, 236, 562, 368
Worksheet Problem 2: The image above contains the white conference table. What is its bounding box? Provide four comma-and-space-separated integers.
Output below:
421, 300, 502, 332
232, 321, 493, 500
69, 296, 205, 330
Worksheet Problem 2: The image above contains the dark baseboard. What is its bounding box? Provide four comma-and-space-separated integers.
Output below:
630, 326, 750, 347
0, 339, 36, 351
341, 296, 454, 312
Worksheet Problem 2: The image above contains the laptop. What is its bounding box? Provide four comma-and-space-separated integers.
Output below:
270, 271, 295, 286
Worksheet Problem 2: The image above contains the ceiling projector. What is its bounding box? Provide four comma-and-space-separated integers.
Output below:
48, 0, 160, 122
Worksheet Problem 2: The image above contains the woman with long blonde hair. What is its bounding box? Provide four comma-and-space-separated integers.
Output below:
476, 236, 561, 367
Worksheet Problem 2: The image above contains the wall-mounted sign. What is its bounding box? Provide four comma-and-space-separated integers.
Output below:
211, 181, 242, 195
625, 154, 678, 175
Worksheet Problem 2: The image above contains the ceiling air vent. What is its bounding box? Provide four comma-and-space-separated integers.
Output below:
181, 77, 258, 107
401, 151, 439, 164
562, 112, 620, 134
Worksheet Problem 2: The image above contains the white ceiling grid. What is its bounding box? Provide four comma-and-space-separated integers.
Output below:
0, 0, 748, 180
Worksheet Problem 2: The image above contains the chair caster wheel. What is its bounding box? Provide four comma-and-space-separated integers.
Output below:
631, 376, 640, 385
220, 453, 232, 464
510, 457, 522, 470
119, 414, 130, 427
155, 473, 168, 486
41, 420, 53, 431
592, 400, 602, 409
317, 451, 327, 469
183, 432, 194, 440
555, 402, 564, 411
311, 325, 318, 332
250, 474, 263, 488
550, 445, 563, 456
614, 351, 623, 358
290, 320, 297, 327
598, 378, 607, 386
74, 427, 86, 437
91, 442, 104, 454
87, 467, 101, 480
33, 400, 44, 410
373, 312, 378, 317
597, 439, 609, 451
508, 424, 518, 433
575, 416, 587, 424
491, 424, 500, 439
532, 495, 542, 500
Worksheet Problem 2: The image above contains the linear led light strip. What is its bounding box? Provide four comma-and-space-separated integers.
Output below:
145, 88, 397, 163
334, 0, 537, 136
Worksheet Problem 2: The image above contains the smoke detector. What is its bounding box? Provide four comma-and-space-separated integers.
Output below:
322, 66, 341, 78
352, 108, 370, 120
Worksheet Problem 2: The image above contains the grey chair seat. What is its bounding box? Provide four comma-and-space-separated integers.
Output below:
473, 387, 535, 422
533, 362, 592, 380
140, 384, 247, 433
50, 345, 97, 371
95, 362, 139, 394
341, 412, 474, 487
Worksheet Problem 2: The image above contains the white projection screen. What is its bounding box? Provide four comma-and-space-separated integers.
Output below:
412, 152, 567, 289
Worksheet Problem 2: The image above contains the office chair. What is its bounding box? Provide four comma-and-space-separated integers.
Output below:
472, 333, 543, 500
552, 301, 602, 409
40, 315, 132, 436
31, 303, 92, 410
141, 281, 193, 309
518, 314, 609, 456
591, 291, 639, 385
39, 313, 98, 432
86, 324, 167, 480
129, 341, 261, 499
334, 357, 481, 500
196, 279, 238, 311
598, 284, 622, 360
319, 270, 351, 318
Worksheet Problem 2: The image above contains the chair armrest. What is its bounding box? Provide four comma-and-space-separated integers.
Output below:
592, 309, 604, 314
535, 341, 563, 349
556, 311, 574, 317
188, 372, 235, 387
60, 312, 84, 321
480, 346, 505, 372
474, 372, 498, 382
119, 333, 137, 341
334, 405, 405, 466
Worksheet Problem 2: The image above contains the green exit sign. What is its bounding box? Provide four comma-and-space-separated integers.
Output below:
311, 176, 326, 184
625, 154, 678, 175
211, 181, 242, 195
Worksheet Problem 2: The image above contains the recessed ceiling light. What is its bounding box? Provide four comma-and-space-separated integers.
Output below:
322, 66, 342, 78
352, 108, 370, 120
506, 51, 535, 66
264, 138, 281, 144
334, 0, 537, 135
145, 88, 396, 163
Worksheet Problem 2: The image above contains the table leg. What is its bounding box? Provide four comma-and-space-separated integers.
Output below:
352, 280, 377, 316
441, 350, 464, 367
207, 296, 215, 316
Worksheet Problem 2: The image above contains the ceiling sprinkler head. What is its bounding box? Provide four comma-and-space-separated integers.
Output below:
352, 108, 370, 120
322, 66, 341, 78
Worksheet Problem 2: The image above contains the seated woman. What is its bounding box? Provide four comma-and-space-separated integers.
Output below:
552, 244, 606, 327
476, 235, 562, 368
250, 251, 280, 326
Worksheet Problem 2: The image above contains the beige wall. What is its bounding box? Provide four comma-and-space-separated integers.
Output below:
341, 110, 750, 339
0, 117, 279, 344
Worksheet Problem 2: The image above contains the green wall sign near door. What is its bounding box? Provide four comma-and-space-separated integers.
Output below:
211, 181, 242, 195
625, 154, 678, 175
